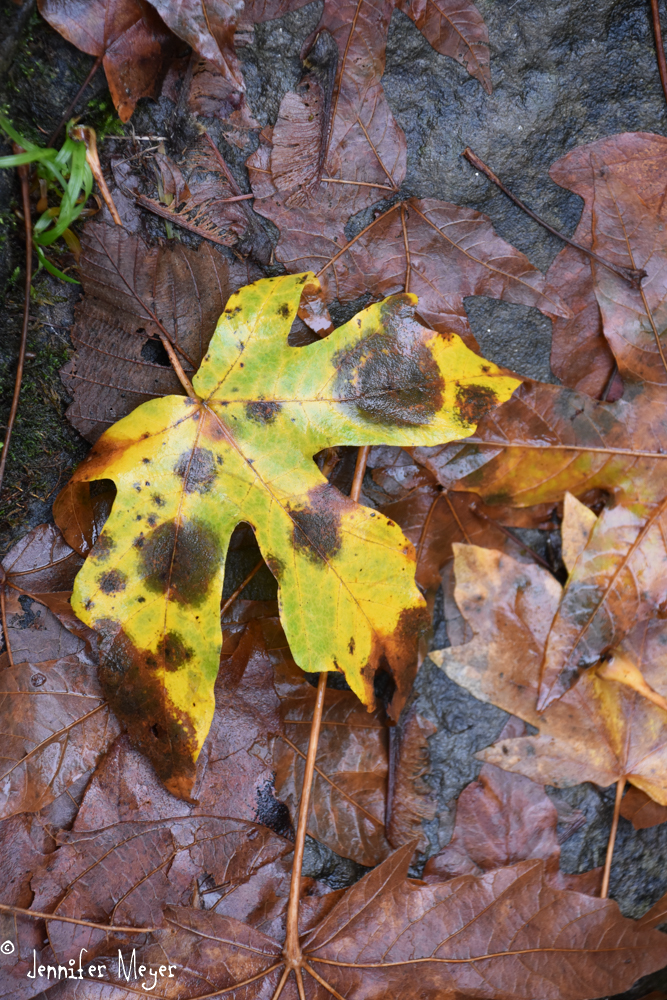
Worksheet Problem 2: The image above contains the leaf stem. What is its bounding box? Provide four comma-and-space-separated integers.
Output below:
160, 334, 197, 398
601, 777, 626, 899
0, 158, 31, 497
350, 446, 370, 503
283, 670, 328, 965
0, 901, 153, 933
462, 147, 646, 288
651, 0, 667, 106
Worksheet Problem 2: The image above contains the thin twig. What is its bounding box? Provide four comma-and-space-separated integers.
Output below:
601, 777, 626, 898
651, 0, 667, 105
158, 333, 197, 398
283, 671, 328, 964
220, 559, 264, 618
0, 902, 154, 933
0, 158, 32, 496
47, 55, 103, 148
462, 147, 646, 287
400, 203, 411, 294
350, 446, 370, 503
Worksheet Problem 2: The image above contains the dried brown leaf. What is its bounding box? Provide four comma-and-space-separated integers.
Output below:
58, 222, 247, 442
433, 545, 667, 804
37, 0, 177, 121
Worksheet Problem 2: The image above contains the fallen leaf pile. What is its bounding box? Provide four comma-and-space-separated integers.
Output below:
3, 2, 667, 998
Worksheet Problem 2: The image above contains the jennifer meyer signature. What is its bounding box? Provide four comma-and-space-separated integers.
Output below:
20, 946, 178, 991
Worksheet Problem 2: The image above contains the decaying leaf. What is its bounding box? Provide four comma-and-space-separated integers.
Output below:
37, 0, 178, 122
620, 785, 667, 830
432, 543, 667, 804
58, 223, 247, 443
40, 845, 667, 999
139, 136, 263, 253
0, 653, 120, 819
32, 814, 291, 963
416, 133, 667, 709
63, 272, 518, 796
422, 722, 595, 892
273, 659, 390, 868
0, 526, 119, 819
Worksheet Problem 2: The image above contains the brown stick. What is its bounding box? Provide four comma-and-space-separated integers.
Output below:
462, 147, 646, 288
283, 670, 328, 965
350, 446, 370, 503
47, 55, 103, 148
601, 777, 626, 899
0, 159, 32, 496
0, 901, 153, 933
651, 0, 667, 105
220, 559, 264, 618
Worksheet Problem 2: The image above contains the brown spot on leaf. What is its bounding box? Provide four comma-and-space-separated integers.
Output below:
98, 569, 127, 594
277, 302, 290, 318
334, 300, 443, 426
245, 400, 282, 424
96, 625, 198, 797
139, 518, 223, 606
174, 447, 218, 493
455, 383, 499, 426
151, 493, 165, 507
92, 533, 115, 562
287, 487, 342, 563
159, 631, 194, 671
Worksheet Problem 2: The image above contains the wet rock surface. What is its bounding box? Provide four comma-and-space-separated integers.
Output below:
2, 2, 667, 985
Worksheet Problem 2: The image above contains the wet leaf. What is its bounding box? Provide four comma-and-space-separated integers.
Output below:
64, 272, 519, 796
397, 0, 491, 93
37, 0, 178, 122
432, 543, 667, 805
620, 785, 667, 830
51, 846, 667, 999
58, 222, 247, 443
32, 814, 291, 963
422, 718, 594, 890
0, 653, 120, 819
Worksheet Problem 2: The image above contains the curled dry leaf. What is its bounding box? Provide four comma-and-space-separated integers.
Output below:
416, 133, 667, 709
432, 543, 667, 805
63, 272, 519, 796
58, 222, 247, 443
37, 0, 178, 122
41, 845, 667, 999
